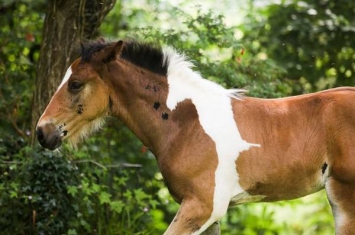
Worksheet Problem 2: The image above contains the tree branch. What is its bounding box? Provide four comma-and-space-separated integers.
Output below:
73, 159, 142, 169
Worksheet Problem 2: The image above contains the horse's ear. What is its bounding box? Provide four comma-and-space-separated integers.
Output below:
102, 40, 124, 64
114, 40, 124, 55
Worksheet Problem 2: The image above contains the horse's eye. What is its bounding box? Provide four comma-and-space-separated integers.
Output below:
68, 80, 84, 92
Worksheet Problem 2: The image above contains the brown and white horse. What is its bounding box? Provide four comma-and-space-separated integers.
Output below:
36, 39, 355, 235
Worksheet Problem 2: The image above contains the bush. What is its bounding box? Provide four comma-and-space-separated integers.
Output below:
0, 141, 163, 235
0, 146, 79, 234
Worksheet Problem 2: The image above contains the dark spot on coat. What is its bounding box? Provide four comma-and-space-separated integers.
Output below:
322, 162, 328, 174
162, 112, 169, 120
153, 102, 160, 110
62, 130, 68, 136
153, 85, 158, 92
145, 85, 151, 90
77, 104, 84, 114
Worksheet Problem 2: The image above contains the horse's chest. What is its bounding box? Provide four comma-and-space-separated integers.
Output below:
165, 78, 261, 209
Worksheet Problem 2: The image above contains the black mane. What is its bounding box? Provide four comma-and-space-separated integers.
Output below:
80, 40, 108, 63
80, 40, 168, 76
120, 41, 167, 76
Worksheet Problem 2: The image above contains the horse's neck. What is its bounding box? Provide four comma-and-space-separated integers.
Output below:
118, 96, 175, 156
110, 62, 175, 156
110, 58, 233, 159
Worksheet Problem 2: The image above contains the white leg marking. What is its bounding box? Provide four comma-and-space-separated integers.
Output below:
164, 48, 260, 234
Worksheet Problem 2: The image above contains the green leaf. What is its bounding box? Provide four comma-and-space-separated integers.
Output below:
110, 201, 125, 214
10, 191, 18, 198
67, 186, 78, 197
67, 229, 77, 235
134, 188, 149, 201
99, 191, 112, 205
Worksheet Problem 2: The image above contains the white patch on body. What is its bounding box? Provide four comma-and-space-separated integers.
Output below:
163, 47, 261, 234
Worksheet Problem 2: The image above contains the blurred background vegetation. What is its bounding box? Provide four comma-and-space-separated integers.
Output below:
1, 0, 354, 234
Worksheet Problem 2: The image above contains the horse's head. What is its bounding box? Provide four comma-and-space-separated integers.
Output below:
36, 40, 123, 150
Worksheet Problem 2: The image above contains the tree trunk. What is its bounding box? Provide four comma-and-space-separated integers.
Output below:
30, 0, 116, 144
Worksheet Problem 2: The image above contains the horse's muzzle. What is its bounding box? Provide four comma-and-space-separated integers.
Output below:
36, 123, 62, 150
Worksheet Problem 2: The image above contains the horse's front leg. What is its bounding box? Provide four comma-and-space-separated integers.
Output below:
163, 199, 224, 235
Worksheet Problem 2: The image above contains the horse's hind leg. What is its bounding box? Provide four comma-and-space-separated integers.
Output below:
325, 117, 355, 234
326, 178, 355, 234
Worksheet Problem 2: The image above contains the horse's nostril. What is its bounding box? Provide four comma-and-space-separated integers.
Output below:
36, 127, 44, 143
35, 124, 62, 150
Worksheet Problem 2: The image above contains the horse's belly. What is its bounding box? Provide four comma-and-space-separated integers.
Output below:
229, 177, 324, 207
235, 142, 327, 202
238, 169, 325, 202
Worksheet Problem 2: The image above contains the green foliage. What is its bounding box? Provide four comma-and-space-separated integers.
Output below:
0, 142, 161, 234
0, 0, 43, 137
244, 0, 355, 92
0, 147, 78, 234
